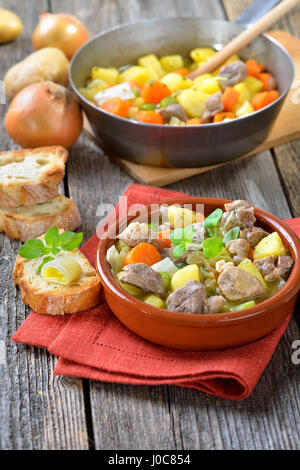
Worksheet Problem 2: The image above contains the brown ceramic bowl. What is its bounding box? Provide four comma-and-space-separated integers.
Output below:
96, 198, 300, 350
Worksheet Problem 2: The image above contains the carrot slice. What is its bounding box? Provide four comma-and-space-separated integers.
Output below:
142, 81, 171, 104
221, 87, 239, 111
213, 112, 235, 123
124, 243, 161, 266
136, 110, 164, 125
173, 67, 189, 76
251, 90, 279, 110
246, 59, 264, 77
128, 80, 143, 91
186, 118, 203, 125
100, 97, 131, 117
256, 73, 276, 91
157, 229, 172, 248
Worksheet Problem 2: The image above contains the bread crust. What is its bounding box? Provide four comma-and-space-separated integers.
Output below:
13, 247, 102, 315
0, 194, 81, 241
0, 146, 68, 207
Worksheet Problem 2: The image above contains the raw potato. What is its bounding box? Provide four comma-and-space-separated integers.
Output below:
4, 47, 69, 100
0, 8, 23, 44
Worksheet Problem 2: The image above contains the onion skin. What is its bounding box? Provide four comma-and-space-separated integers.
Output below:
5, 81, 83, 149
32, 12, 89, 59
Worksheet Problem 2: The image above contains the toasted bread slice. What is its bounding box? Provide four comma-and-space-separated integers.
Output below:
14, 237, 101, 315
0, 146, 67, 207
0, 194, 81, 241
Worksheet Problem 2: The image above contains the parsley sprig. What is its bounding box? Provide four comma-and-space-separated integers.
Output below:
18, 226, 83, 272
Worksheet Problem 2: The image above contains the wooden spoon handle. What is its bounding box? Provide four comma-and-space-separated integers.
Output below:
188, 0, 299, 80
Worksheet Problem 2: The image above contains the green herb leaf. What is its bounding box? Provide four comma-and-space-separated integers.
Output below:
173, 243, 186, 259
223, 227, 240, 244
170, 228, 185, 246
183, 224, 194, 242
204, 208, 223, 230
41, 246, 52, 255
60, 232, 83, 251
18, 239, 45, 259
203, 237, 223, 258
37, 255, 54, 273
52, 247, 60, 255
44, 226, 60, 247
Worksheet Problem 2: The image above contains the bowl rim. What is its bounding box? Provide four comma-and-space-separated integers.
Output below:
96, 197, 300, 328
69, 16, 294, 130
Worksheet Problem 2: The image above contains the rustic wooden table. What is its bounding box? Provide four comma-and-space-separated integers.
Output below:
1, 0, 300, 451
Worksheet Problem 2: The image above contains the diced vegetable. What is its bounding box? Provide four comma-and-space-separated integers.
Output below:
244, 76, 264, 96
121, 66, 152, 86
160, 272, 171, 291
235, 101, 254, 117
142, 81, 171, 104
161, 73, 193, 92
168, 205, 196, 229
151, 257, 178, 277
94, 82, 135, 105
231, 300, 256, 311
136, 110, 164, 124
116, 275, 144, 297
238, 258, 267, 290
253, 232, 286, 260
251, 90, 279, 110
233, 82, 251, 107
169, 116, 185, 126
107, 244, 130, 274
190, 47, 216, 63
177, 90, 210, 118
100, 97, 131, 117
186, 118, 202, 125
195, 78, 221, 95
245, 59, 264, 77
171, 264, 200, 291
143, 294, 165, 308
141, 103, 156, 111
91, 67, 119, 83
221, 87, 239, 111
157, 229, 172, 248
159, 96, 178, 108
138, 54, 165, 80
257, 73, 276, 91
213, 112, 234, 123
173, 68, 189, 76
124, 242, 161, 266
159, 55, 184, 73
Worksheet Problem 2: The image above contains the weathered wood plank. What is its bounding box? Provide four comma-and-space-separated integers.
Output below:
0, 0, 88, 450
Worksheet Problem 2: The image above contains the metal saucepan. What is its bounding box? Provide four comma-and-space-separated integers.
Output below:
70, 17, 294, 168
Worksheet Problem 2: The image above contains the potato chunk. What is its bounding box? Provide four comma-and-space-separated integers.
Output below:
253, 232, 286, 260
238, 258, 268, 290
171, 264, 200, 291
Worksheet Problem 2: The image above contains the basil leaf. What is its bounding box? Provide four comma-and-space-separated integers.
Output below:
223, 227, 240, 244
60, 232, 83, 251
37, 256, 54, 273
41, 246, 52, 255
173, 243, 186, 259
52, 247, 60, 255
170, 228, 185, 246
203, 237, 223, 258
44, 226, 59, 247
183, 224, 194, 242
204, 208, 223, 230
18, 239, 44, 259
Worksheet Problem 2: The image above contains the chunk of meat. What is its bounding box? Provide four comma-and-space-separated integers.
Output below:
218, 266, 265, 301
118, 263, 164, 297
204, 295, 224, 314
224, 200, 250, 212
201, 92, 224, 123
218, 60, 248, 87
226, 238, 250, 265
158, 104, 188, 123
118, 222, 151, 247
254, 255, 294, 281
277, 255, 294, 279
167, 280, 206, 314
221, 207, 256, 232
241, 226, 268, 247
160, 247, 189, 265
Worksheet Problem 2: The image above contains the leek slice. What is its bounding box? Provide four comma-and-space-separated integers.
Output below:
41, 256, 82, 285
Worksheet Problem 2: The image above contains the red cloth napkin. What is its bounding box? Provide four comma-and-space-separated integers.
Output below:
11, 184, 300, 401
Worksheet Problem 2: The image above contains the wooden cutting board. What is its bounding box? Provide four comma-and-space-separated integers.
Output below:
83, 30, 300, 187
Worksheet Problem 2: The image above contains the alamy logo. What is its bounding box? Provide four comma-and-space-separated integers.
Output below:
291, 339, 300, 365
0, 81, 6, 105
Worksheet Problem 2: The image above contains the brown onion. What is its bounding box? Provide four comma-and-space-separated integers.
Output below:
5, 81, 83, 148
32, 12, 89, 59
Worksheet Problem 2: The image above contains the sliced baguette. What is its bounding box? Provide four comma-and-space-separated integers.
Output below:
0, 146, 67, 207
0, 194, 81, 241
14, 237, 101, 315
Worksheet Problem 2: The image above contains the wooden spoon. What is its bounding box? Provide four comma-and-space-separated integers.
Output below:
188, 0, 299, 80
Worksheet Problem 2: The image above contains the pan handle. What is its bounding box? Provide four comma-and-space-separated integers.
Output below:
236, 0, 281, 27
